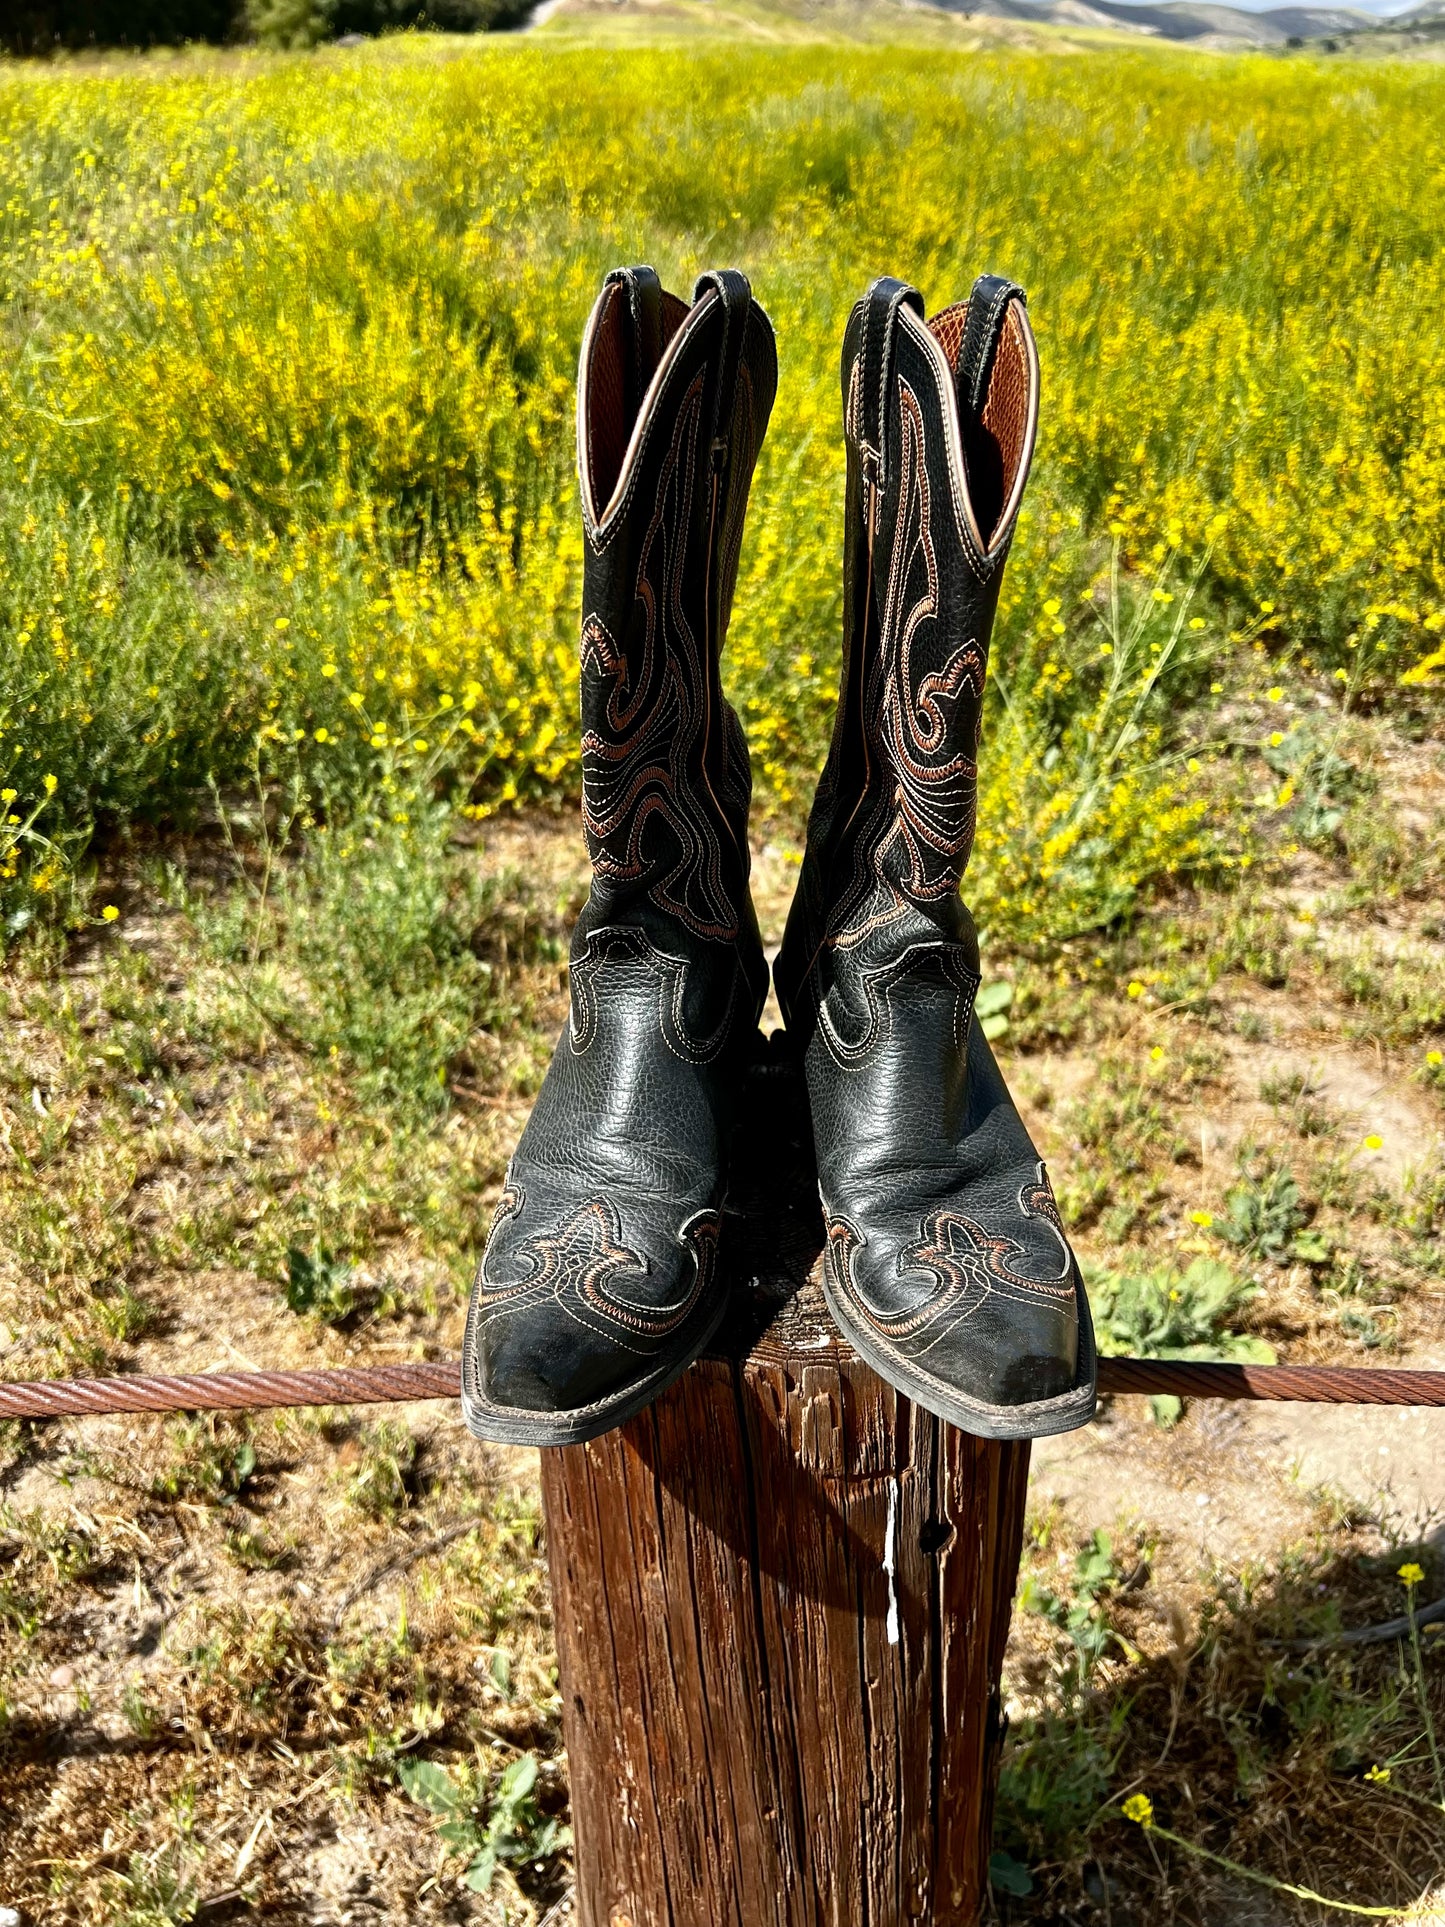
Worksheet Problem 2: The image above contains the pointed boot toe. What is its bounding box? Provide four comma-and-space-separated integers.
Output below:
463, 1180, 723, 1443
810, 970, 1096, 1438
820, 1040, 1095, 1435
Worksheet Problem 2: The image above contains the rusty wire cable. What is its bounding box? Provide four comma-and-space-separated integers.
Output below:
0, 1360, 462, 1421
1096, 1358, 1445, 1406
0, 1356, 1443, 1422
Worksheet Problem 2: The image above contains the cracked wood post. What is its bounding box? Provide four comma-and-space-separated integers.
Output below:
537, 1044, 1031, 1927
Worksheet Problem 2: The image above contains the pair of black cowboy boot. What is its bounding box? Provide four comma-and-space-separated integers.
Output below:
461, 265, 1097, 1449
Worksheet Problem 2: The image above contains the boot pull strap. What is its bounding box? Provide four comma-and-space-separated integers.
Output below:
693, 267, 753, 474
602, 265, 664, 428
957, 274, 1026, 420
854, 276, 924, 498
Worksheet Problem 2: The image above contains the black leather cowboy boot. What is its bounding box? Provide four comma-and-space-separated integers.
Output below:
462, 266, 776, 1446
774, 274, 1096, 1441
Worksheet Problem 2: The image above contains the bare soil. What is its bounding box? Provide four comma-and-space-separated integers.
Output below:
2, 776, 1443, 1925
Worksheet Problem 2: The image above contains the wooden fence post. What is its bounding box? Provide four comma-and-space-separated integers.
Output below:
538, 1044, 1031, 1927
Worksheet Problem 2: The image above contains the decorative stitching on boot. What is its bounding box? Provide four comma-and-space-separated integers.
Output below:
579, 370, 743, 946
582, 287, 718, 547
816, 940, 980, 1067
822, 1162, 1075, 1349
569, 924, 742, 1065
899, 1167, 1076, 1308
899, 304, 1035, 578
824, 380, 986, 956
476, 1194, 720, 1342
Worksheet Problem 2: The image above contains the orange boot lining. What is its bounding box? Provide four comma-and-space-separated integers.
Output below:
928, 296, 1031, 546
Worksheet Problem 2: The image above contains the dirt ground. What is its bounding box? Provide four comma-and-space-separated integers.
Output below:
2, 742, 1444, 1924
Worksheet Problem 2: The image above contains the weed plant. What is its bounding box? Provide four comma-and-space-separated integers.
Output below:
998, 1524, 1445, 1914
398, 1750, 571, 1900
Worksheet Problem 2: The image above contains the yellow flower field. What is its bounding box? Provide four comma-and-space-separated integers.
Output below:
1, 35, 1443, 943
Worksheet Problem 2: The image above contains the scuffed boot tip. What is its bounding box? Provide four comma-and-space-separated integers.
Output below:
819, 1261, 1099, 1443
460, 1283, 731, 1449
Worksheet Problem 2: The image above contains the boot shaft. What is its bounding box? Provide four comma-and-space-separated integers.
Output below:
574, 266, 777, 948
780, 274, 1038, 1012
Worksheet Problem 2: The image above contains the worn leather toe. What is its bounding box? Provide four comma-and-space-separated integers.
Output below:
466, 1176, 720, 1425
822, 1151, 1081, 1416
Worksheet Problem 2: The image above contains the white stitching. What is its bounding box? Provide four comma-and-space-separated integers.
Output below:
817, 940, 979, 1068
569, 924, 741, 1065
896, 302, 1038, 577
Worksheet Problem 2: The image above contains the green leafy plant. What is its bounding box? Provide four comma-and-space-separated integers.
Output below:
1019, 1527, 1142, 1682
245, 0, 328, 45
1091, 1257, 1272, 1361
121, 1679, 162, 1741
151, 1419, 258, 1507
102, 1846, 200, 1927
978, 537, 1228, 945
1217, 1163, 1324, 1266
996, 1701, 1127, 1879
224, 1524, 290, 1572
1259, 1068, 1338, 1142
92, 1284, 158, 1343
975, 980, 1014, 1042
283, 1245, 360, 1325
997, 1520, 1139, 1881
988, 1847, 1034, 1896
1090, 1257, 1275, 1424
1261, 721, 1373, 846
198, 781, 509, 1124
345, 1420, 418, 1521
397, 1752, 571, 1896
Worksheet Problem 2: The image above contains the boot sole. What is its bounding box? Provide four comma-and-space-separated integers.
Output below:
459, 1288, 731, 1449
820, 1264, 1099, 1442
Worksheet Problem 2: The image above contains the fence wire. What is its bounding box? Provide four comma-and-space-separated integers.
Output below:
1, 1357, 1443, 1421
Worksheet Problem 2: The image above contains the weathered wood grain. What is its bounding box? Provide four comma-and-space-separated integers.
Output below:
539, 1040, 1030, 1927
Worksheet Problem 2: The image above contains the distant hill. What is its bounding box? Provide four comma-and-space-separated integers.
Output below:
920, 0, 1379, 42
